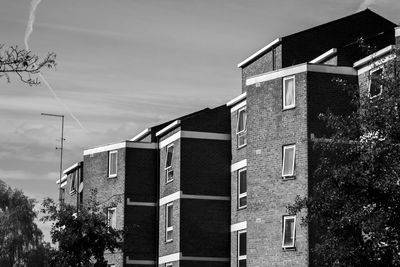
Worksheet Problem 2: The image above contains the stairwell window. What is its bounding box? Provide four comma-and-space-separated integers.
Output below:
283, 76, 295, 110
165, 144, 174, 183
238, 230, 247, 267
282, 215, 296, 249
238, 168, 247, 209
108, 150, 117, 178
369, 66, 383, 98
166, 203, 173, 242
237, 107, 247, 148
107, 207, 117, 229
282, 144, 296, 179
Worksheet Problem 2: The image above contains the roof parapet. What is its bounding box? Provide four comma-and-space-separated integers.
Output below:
237, 38, 281, 68
309, 48, 337, 64
155, 120, 181, 137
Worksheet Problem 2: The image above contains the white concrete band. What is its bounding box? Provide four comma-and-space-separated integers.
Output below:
126, 256, 156, 265
226, 92, 247, 107
159, 252, 229, 264
159, 191, 230, 206
84, 141, 158, 155
309, 48, 337, 64
237, 38, 281, 68
231, 221, 247, 232
231, 100, 247, 113
130, 128, 151, 141
231, 159, 247, 172
159, 131, 230, 149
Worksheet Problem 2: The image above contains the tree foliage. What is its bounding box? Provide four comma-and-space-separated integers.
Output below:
0, 179, 45, 266
41, 197, 123, 267
288, 48, 400, 266
0, 45, 56, 86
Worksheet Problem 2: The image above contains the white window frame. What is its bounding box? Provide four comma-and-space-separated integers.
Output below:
108, 150, 118, 178
238, 230, 247, 266
165, 263, 173, 267
165, 203, 173, 242
165, 144, 174, 183
238, 168, 247, 209
282, 144, 296, 178
282, 215, 296, 249
369, 65, 384, 99
69, 173, 76, 195
107, 207, 117, 229
236, 107, 247, 148
283, 76, 296, 110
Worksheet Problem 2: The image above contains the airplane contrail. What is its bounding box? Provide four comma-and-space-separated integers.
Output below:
25, 0, 85, 129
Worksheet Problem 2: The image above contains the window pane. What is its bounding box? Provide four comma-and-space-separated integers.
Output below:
166, 146, 174, 168
239, 259, 246, 267
109, 152, 117, 176
167, 230, 173, 241
370, 68, 383, 97
283, 146, 295, 176
239, 232, 246, 256
237, 109, 246, 132
239, 170, 247, 194
239, 197, 247, 207
167, 205, 173, 227
284, 78, 294, 107
284, 218, 295, 247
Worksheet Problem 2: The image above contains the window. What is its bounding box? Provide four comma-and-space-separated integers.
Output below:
108, 151, 117, 178
238, 230, 247, 267
107, 207, 116, 229
238, 168, 247, 209
166, 203, 173, 242
69, 173, 76, 194
283, 76, 295, 109
369, 66, 383, 98
165, 145, 174, 182
237, 107, 247, 148
282, 215, 296, 249
282, 144, 296, 178
107, 265, 115, 267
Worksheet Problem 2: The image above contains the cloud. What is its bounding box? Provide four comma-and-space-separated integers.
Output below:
0, 169, 59, 181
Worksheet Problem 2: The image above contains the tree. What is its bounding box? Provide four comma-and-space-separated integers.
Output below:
0, 179, 45, 266
288, 48, 400, 266
0, 45, 56, 86
41, 196, 124, 267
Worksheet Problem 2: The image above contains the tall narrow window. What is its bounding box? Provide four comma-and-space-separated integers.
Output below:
369, 66, 383, 98
107, 207, 117, 229
283, 76, 295, 109
166, 203, 173, 242
282, 144, 296, 178
237, 107, 247, 148
69, 173, 76, 194
238, 168, 247, 209
165, 145, 174, 182
108, 151, 117, 178
282, 215, 296, 249
238, 230, 247, 267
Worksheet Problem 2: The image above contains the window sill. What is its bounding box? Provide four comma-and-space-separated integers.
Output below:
237, 206, 247, 210
282, 176, 296, 181
282, 246, 296, 251
237, 143, 247, 150
108, 175, 117, 179
166, 179, 174, 184
282, 106, 295, 111
165, 239, 173, 244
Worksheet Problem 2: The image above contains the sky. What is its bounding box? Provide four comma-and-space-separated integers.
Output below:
1, 0, 400, 242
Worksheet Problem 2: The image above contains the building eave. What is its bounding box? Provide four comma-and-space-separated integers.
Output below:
353, 45, 395, 68
226, 92, 247, 107
309, 48, 337, 64
237, 38, 281, 68
155, 120, 181, 137
130, 128, 151, 142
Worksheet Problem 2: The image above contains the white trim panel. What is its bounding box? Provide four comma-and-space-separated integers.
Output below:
309, 48, 337, 64
159, 253, 181, 264
231, 221, 247, 232
84, 141, 157, 155
160, 191, 230, 206
156, 120, 181, 137
126, 256, 155, 265
246, 63, 356, 86
160, 191, 182, 206
159, 131, 230, 149
353, 45, 395, 68
231, 159, 247, 172
127, 198, 157, 207
159, 253, 229, 264
237, 38, 281, 68
231, 100, 247, 113
226, 92, 247, 107
130, 128, 150, 141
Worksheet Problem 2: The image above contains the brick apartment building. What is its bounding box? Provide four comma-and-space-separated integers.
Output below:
59, 9, 400, 267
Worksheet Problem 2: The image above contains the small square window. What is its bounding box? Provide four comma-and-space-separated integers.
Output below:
107, 207, 116, 229
238, 168, 247, 209
108, 151, 117, 178
282, 215, 296, 249
283, 76, 295, 110
238, 230, 247, 266
369, 66, 383, 98
165, 145, 174, 183
282, 144, 296, 178
166, 203, 173, 242
237, 107, 247, 148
